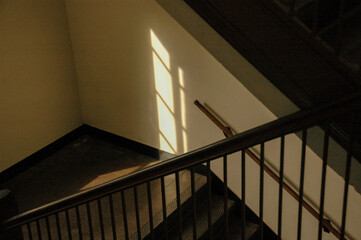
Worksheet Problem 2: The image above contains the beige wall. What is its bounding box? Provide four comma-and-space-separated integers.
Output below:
65, 1, 360, 239
0, 0, 82, 172
1, 1, 358, 238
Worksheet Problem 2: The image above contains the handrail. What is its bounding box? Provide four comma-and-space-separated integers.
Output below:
1, 93, 360, 233
194, 100, 343, 239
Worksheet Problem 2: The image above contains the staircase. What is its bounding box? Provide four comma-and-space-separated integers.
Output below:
184, 0, 361, 190
278, 0, 361, 72
184, 0, 361, 105
1, 93, 360, 240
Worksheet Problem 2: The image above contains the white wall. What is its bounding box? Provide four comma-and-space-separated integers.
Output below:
65, 0, 360, 239
0, 0, 82, 173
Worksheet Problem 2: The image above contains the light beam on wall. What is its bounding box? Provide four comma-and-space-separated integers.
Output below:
151, 30, 177, 154
178, 67, 188, 152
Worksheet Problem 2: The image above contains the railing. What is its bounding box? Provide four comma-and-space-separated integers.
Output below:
194, 100, 344, 239
272, 0, 361, 76
1, 93, 360, 240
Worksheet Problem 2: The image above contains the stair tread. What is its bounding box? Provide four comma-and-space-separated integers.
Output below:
129, 170, 207, 239
216, 214, 259, 240
166, 188, 235, 240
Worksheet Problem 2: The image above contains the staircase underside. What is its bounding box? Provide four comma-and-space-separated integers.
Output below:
184, 0, 361, 192
185, 0, 361, 109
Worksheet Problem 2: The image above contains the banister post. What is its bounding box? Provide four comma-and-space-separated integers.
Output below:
0, 189, 22, 240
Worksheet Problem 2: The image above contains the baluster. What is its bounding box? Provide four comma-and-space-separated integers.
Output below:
36, 220, 42, 240
134, 186, 142, 240
191, 168, 197, 240
341, 113, 355, 239
278, 136, 285, 240
86, 202, 94, 240
176, 172, 182, 240
45, 216, 52, 240
65, 210, 72, 240
97, 199, 105, 240
147, 181, 154, 240
75, 206, 83, 240
241, 150, 246, 240
318, 122, 330, 240
359, 51, 361, 77
55, 213, 62, 240
109, 194, 117, 240
297, 129, 307, 240
223, 155, 228, 240
259, 143, 265, 240
121, 190, 129, 240
207, 161, 213, 240
27, 223, 33, 240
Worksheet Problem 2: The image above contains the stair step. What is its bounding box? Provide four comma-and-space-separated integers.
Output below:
130, 170, 207, 240
181, 189, 235, 240
215, 215, 259, 240
164, 186, 258, 240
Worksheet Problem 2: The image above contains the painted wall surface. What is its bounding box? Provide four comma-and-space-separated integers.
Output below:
0, 0, 82, 172
65, 0, 360, 239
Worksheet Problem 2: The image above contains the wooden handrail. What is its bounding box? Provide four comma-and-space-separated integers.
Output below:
194, 100, 342, 239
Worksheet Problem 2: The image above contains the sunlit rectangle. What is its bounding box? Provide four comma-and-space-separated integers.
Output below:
157, 95, 177, 153
160, 134, 176, 154
182, 129, 188, 153
180, 89, 187, 129
151, 30, 170, 69
153, 52, 174, 112
178, 67, 185, 87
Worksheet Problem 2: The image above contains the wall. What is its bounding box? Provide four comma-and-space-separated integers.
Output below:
0, 0, 82, 173
65, 0, 360, 239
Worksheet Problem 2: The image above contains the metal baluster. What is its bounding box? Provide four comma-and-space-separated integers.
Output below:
207, 161, 213, 240
147, 181, 154, 240
318, 122, 330, 240
278, 136, 285, 240
191, 168, 197, 240
335, 0, 346, 55
176, 172, 182, 240
259, 143, 265, 240
86, 202, 94, 240
109, 194, 117, 240
297, 129, 307, 240
121, 190, 129, 240
97, 199, 105, 240
359, 51, 361, 77
241, 150, 246, 240
74, 207, 83, 240
223, 155, 228, 240
55, 213, 62, 240
134, 186, 142, 240
27, 223, 33, 240
341, 113, 355, 239
65, 210, 72, 240
45, 216, 52, 240
36, 220, 42, 240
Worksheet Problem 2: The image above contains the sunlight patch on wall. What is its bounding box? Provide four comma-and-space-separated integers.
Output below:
157, 95, 177, 153
151, 29, 177, 154
179, 67, 188, 152
153, 52, 174, 112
